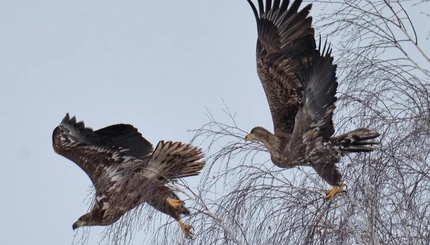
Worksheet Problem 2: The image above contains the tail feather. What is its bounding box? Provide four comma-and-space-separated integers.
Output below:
145, 141, 206, 181
332, 128, 380, 152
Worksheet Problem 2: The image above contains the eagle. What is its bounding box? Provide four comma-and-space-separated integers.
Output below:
52, 113, 205, 238
244, 0, 380, 199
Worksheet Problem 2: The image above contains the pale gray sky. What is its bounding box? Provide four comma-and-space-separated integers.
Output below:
0, 1, 273, 244
5, 1, 427, 244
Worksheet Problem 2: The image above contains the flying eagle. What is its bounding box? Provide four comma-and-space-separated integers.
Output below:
52, 114, 205, 238
245, 0, 380, 199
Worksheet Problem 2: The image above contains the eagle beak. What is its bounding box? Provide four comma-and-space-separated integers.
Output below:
72, 220, 84, 230
245, 133, 256, 141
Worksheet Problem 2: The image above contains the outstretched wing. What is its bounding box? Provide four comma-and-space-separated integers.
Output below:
290, 41, 341, 185
247, 0, 316, 137
95, 124, 153, 161
52, 113, 153, 186
143, 141, 206, 182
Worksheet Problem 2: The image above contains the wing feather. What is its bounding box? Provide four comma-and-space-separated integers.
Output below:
290, 41, 340, 185
95, 124, 153, 160
52, 114, 148, 186
247, 0, 316, 137
297, 41, 337, 139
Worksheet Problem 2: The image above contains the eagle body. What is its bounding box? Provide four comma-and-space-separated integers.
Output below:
245, 0, 380, 199
52, 114, 205, 238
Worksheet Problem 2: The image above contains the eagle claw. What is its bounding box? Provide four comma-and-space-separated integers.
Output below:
324, 184, 346, 200
179, 221, 193, 239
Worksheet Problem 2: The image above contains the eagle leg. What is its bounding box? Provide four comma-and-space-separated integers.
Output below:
167, 196, 182, 209
167, 197, 193, 238
179, 220, 193, 239
324, 182, 346, 200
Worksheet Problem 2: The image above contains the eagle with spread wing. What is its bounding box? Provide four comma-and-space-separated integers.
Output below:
52, 113, 205, 238
244, 0, 380, 199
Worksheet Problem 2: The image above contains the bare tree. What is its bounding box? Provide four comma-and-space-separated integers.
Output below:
71, 1, 430, 244
177, 1, 430, 244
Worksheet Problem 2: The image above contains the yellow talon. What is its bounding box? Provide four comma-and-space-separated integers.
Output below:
324, 183, 346, 200
179, 220, 193, 239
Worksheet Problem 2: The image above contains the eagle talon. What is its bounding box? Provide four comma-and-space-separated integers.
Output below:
179, 220, 193, 239
167, 197, 182, 209
324, 183, 345, 200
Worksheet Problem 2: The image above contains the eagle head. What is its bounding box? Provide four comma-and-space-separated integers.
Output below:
72, 209, 121, 230
245, 126, 281, 159
72, 217, 87, 230
245, 126, 272, 142
72, 212, 95, 230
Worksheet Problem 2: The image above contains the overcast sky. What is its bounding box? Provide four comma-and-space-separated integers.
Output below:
5, 1, 428, 244
0, 1, 277, 244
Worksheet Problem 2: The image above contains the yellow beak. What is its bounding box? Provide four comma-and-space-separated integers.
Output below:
245, 133, 256, 141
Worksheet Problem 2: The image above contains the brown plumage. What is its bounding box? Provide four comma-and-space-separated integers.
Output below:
247, 0, 316, 135
52, 113, 205, 238
245, 0, 380, 199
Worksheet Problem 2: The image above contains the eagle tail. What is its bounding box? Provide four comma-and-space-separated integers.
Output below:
146, 141, 206, 181
332, 128, 380, 152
